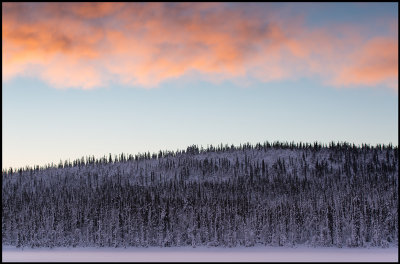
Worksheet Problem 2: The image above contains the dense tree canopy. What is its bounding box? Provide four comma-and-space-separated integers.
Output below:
2, 141, 398, 248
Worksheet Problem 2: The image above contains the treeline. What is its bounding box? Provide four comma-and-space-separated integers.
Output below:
2, 141, 398, 248
4, 141, 395, 174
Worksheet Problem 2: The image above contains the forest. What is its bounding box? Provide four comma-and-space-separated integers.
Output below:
2, 141, 398, 248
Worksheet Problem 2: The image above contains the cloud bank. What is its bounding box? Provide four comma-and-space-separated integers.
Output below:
2, 3, 398, 91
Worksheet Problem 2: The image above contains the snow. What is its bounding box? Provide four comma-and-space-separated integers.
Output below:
2, 246, 398, 262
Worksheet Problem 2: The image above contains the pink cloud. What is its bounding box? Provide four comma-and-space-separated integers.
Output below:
332, 37, 398, 91
2, 3, 398, 91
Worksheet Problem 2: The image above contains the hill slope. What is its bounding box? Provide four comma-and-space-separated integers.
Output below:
2, 142, 398, 248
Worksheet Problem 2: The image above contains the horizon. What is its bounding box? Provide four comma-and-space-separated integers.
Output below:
2, 140, 397, 171
2, 2, 398, 170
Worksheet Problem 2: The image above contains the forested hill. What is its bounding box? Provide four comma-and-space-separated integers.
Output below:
2, 142, 398, 248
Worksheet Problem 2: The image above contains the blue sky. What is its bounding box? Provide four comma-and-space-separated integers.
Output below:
2, 3, 398, 169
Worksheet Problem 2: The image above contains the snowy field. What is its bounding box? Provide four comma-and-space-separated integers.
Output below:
2, 246, 398, 262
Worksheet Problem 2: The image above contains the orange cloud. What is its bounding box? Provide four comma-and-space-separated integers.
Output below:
2, 3, 398, 91
332, 37, 398, 90
69, 2, 126, 19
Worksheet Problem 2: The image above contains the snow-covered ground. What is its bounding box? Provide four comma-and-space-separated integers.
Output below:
2, 246, 398, 262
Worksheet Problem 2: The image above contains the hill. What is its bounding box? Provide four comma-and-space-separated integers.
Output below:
2, 141, 398, 248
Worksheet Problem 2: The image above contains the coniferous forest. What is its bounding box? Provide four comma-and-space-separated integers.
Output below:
2, 141, 398, 248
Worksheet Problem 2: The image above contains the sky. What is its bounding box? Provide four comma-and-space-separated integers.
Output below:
2, 2, 398, 170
